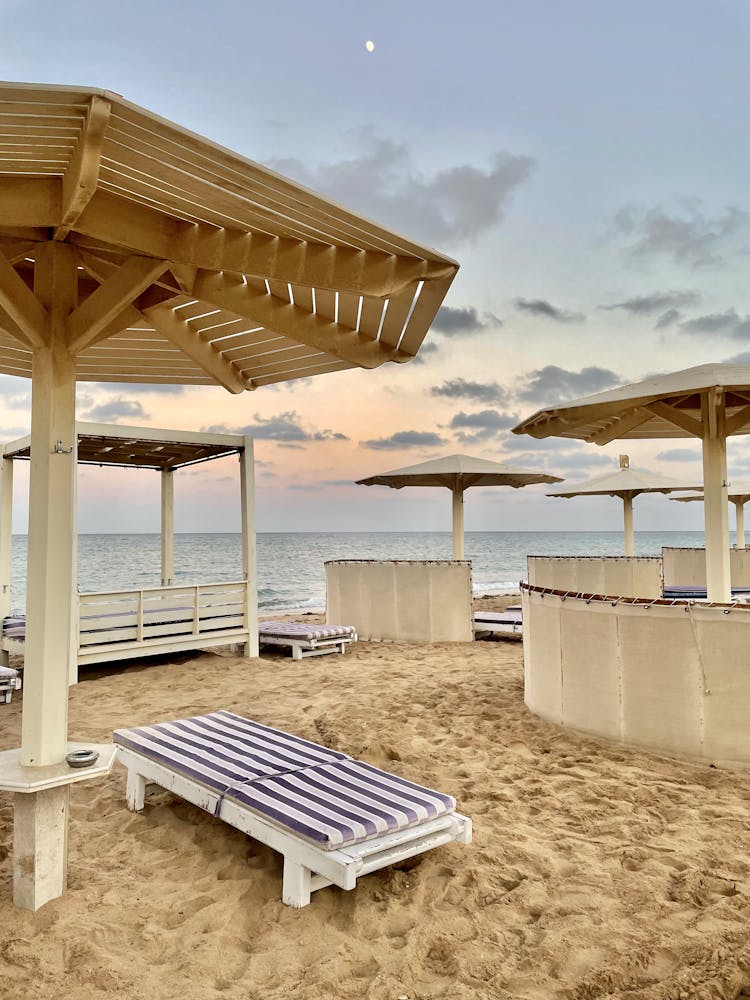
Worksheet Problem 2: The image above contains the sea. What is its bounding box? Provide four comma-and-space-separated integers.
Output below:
6, 530, 714, 615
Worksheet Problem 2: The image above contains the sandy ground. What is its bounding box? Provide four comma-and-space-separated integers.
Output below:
1, 596, 750, 999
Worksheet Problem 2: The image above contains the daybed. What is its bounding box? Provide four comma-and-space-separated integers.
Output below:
473, 605, 523, 639
0, 664, 20, 703
258, 621, 357, 659
114, 710, 471, 907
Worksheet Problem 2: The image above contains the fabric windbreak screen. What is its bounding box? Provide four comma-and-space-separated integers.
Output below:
526, 556, 662, 598
326, 560, 473, 641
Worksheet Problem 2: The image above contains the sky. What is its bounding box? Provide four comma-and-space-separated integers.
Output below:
2, 0, 750, 533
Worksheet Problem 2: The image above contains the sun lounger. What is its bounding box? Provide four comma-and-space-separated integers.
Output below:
113, 710, 471, 907
258, 621, 357, 659
473, 605, 523, 638
663, 585, 750, 600
0, 664, 21, 703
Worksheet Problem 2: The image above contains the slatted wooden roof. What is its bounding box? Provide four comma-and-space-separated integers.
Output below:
513, 365, 750, 443
3, 421, 245, 469
0, 82, 458, 389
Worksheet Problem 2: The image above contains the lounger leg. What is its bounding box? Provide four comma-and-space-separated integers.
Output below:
282, 859, 312, 907
291, 643, 302, 661
126, 770, 147, 812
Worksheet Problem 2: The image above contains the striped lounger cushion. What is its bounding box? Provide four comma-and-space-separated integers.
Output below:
113, 710, 455, 850
259, 622, 356, 641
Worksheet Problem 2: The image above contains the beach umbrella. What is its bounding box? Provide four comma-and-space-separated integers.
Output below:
356, 454, 562, 558
0, 81, 458, 910
547, 454, 700, 556
513, 363, 750, 603
671, 483, 750, 549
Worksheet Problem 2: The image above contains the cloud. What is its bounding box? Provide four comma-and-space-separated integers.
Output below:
678, 309, 750, 339
449, 409, 518, 443
361, 430, 446, 450
83, 399, 148, 422
105, 383, 185, 395
431, 306, 501, 336
600, 290, 700, 316
204, 411, 348, 442
267, 130, 535, 246
411, 341, 440, 365
518, 365, 622, 405
514, 299, 584, 323
507, 449, 611, 473
654, 308, 682, 329
321, 479, 353, 486
430, 378, 508, 404
724, 350, 750, 365
656, 448, 702, 461
612, 202, 748, 267
288, 484, 323, 491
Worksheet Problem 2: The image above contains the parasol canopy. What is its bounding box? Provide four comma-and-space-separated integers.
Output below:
547, 455, 700, 554
357, 454, 561, 558
672, 482, 750, 548
0, 80, 459, 911
514, 363, 750, 601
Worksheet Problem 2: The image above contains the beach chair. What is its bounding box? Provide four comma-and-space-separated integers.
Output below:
258, 621, 357, 660
0, 664, 20, 703
473, 605, 523, 639
113, 710, 471, 907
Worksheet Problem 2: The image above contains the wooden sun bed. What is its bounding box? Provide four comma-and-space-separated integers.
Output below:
473, 605, 523, 639
113, 711, 471, 907
0, 665, 20, 703
258, 621, 357, 659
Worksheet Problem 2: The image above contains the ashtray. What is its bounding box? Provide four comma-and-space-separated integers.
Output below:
65, 749, 100, 768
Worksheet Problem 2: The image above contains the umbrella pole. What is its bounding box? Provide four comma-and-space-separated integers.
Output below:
15, 243, 77, 909
622, 494, 634, 556
452, 487, 464, 560
161, 469, 174, 586
701, 390, 731, 602
734, 499, 745, 550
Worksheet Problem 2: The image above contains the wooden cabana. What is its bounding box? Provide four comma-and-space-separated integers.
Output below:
547, 455, 700, 555
0, 81, 458, 911
0, 422, 255, 680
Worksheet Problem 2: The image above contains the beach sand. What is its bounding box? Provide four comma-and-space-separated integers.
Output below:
2, 598, 750, 999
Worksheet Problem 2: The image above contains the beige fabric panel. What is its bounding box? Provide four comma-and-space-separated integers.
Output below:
524, 586, 750, 765
522, 590, 562, 723
663, 546, 750, 587
527, 556, 662, 598
559, 600, 622, 740
617, 605, 702, 758
325, 560, 473, 642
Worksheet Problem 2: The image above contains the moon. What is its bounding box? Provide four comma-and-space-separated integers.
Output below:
365, 40, 375, 52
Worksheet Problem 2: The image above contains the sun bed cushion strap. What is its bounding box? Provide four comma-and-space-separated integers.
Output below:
112, 710, 347, 795
223, 757, 456, 850
259, 622, 357, 641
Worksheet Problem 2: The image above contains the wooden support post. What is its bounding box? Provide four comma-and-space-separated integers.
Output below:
734, 499, 745, 549
701, 390, 731, 602
622, 493, 634, 557
240, 436, 258, 657
161, 469, 174, 587
17, 241, 77, 910
0, 457, 13, 667
451, 487, 465, 560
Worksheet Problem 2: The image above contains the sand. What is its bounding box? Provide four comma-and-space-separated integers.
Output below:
2, 598, 750, 999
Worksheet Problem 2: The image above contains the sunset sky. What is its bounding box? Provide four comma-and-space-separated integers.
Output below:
2, 0, 750, 533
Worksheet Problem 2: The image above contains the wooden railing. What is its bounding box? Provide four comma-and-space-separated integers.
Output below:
76, 580, 249, 664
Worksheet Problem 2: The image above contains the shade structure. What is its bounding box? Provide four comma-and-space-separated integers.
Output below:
356, 454, 562, 558
672, 482, 750, 549
0, 81, 458, 911
513, 363, 750, 602
547, 457, 700, 555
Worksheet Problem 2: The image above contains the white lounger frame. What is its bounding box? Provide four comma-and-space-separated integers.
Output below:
0, 670, 20, 703
116, 746, 472, 907
259, 630, 357, 660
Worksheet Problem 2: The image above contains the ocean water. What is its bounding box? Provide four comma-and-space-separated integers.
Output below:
6, 530, 711, 615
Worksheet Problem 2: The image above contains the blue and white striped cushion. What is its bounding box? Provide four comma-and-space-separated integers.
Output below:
224, 757, 456, 850
113, 711, 347, 794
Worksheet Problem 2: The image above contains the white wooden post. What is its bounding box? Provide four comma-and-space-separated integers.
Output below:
451, 487, 465, 560
239, 436, 258, 657
734, 499, 745, 549
0, 456, 13, 667
16, 242, 77, 910
161, 468, 174, 587
622, 493, 634, 557
68, 431, 79, 686
701, 389, 731, 602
